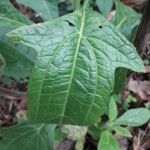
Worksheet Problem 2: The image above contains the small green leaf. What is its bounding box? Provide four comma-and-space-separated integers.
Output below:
96, 0, 113, 16
0, 122, 56, 150
114, 108, 150, 126
17, 0, 59, 21
98, 131, 119, 150
113, 126, 132, 138
109, 97, 118, 122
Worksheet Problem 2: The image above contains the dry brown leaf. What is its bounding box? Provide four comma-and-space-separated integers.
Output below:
121, 0, 147, 7
114, 133, 128, 150
145, 66, 150, 73
127, 78, 150, 100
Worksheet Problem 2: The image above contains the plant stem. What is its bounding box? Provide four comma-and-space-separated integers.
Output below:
83, 0, 90, 10
72, 0, 81, 10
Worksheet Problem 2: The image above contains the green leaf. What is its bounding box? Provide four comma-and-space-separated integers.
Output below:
8, 7, 144, 125
114, 0, 141, 40
113, 126, 132, 138
114, 108, 150, 126
113, 1, 141, 94
17, 0, 59, 21
0, 0, 31, 38
0, 0, 36, 79
88, 125, 101, 140
0, 122, 56, 150
98, 131, 119, 150
0, 40, 36, 79
96, 0, 113, 17
109, 97, 118, 122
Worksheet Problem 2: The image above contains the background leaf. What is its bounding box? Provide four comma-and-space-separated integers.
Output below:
0, 122, 56, 150
0, 41, 36, 79
17, 0, 59, 21
96, 0, 113, 17
113, 0, 141, 94
98, 130, 119, 150
114, 108, 150, 126
8, 8, 144, 125
114, 0, 141, 40
0, 0, 36, 79
0, 0, 31, 38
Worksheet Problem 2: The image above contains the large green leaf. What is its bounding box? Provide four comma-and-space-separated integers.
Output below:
17, 0, 59, 21
8, 6, 144, 125
0, 122, 56, 150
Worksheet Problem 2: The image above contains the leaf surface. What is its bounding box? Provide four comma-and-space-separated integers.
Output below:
8, 8, 144, 125
17, 0, 59, 21
0, 122, 56, 150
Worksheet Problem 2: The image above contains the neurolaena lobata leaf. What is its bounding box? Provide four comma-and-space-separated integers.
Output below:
0, 122, 56, 150
8, 7, 144, 125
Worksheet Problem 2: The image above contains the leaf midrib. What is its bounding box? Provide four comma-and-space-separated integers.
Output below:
59, 9, 86, 124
